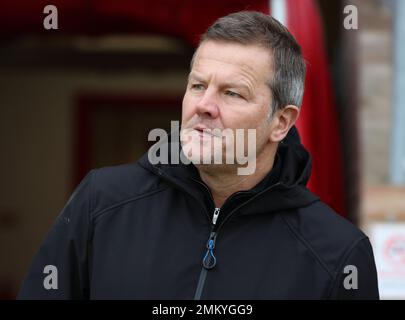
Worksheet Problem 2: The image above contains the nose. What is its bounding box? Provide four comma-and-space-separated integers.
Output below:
195, 90, 220, 119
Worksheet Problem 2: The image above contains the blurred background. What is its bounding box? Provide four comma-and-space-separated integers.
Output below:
0, 0, 404, 299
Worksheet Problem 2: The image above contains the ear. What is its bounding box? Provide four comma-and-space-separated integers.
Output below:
270, 105, 300, 142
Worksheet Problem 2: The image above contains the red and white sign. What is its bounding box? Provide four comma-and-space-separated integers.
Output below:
370, 223, 405, 299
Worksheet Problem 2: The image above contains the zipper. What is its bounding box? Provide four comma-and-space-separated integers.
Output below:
194, 207, 220, 300
211, 207, 220, 226
203, 208, 220, 269
193, 182, 282, 300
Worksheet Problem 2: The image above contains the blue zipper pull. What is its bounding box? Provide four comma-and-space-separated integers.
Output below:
202, 232, 217, 269
202, 208, 220, 270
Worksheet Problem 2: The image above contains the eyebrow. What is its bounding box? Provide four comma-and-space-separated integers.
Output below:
188, 72, 253, 94
188, 72, 205, 83
222, 81, 251, 92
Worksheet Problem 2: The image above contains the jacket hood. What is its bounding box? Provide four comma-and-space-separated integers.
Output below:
138, 125, 319, 215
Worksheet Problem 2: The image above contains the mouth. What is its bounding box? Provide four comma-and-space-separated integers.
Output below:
192, 125, 221, 138
193, 125, 208, 132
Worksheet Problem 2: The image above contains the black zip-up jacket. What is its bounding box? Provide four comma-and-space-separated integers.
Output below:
18, 127, 379, 299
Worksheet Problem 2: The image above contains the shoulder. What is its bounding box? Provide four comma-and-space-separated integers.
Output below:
282, 201, 370, 278
85, 160, 167, 216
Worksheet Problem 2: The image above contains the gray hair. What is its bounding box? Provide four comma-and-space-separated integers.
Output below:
194, 11, 306, 118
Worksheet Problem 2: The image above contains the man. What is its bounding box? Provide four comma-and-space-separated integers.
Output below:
19, 11, 379, 299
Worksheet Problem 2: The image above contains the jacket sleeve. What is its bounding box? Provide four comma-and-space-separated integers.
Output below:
17, 171, 95, 300
329, 237, 380, 300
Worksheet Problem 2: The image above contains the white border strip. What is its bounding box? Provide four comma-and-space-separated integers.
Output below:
270, 0, 287, 26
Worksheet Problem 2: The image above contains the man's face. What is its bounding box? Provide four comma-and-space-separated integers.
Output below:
180, 40, 274, 169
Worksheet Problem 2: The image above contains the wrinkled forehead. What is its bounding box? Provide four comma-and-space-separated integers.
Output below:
192, 40, 273, 84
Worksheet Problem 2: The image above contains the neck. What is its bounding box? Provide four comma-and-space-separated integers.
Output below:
196, 145, 277, 208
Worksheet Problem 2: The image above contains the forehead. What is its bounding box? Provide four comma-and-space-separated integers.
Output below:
192, 41, 273, 83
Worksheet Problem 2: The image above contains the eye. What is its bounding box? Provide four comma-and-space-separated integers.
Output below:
225, 90, 242, 99
190, 83, 205, 91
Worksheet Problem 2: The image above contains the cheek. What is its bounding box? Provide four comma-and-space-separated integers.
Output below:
230, 107, 270, 144
222, 108, 263, 130
252, 103, 271, 128
181, 94, 195, 123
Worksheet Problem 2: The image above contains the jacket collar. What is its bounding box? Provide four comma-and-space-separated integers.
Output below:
138, 126, 319, 215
